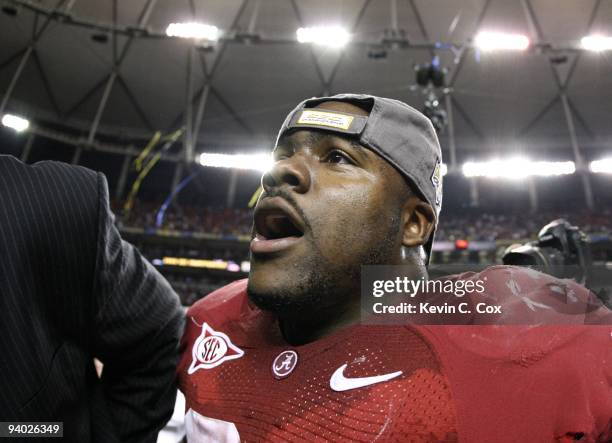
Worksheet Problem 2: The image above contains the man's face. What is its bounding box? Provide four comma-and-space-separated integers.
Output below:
247, 102, 409, 315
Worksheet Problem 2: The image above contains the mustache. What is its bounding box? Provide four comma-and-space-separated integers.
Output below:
254, 188, 312, 234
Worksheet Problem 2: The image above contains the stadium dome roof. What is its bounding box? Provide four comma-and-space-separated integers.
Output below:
1, 0, 611, 162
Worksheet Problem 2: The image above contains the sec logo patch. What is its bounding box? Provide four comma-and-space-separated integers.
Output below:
188, 322, 244, 374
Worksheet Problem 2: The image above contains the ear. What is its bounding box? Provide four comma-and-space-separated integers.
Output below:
400, 196, 435, 248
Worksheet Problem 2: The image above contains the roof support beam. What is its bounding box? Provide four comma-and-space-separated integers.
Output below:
407, 0, 432, 55
8, 0, 603, 55
116, 0, 158, 65
451, 96, 483, 140
226, 169, 239, 208
561, 92, 593, 209
444, 94, 457, 170
210, 86, 253, 134
447, 0, 492, 88
87, 71, 117, 144
325, 0, 372, 93
71, 145, 82, 165
32, 0, 70, 41
20, 132, 35, 162
0, 0, 72, 115
444, 0, 491, 151
192, 84, 211, 149
184, 46, 195, 163
527, 178, 538, 213
86, 0, 119, 144
0, 48, 27, 73
469, 178, 479, 207
117, 75, 154, 131
390, 0, 398, 30
32, 50, 62, 118
64, 75, 109, 118
169, 0, 249, 145
168, 84, 254, 137
83, 0, 159, 143
519, 0, 601, 137
112, 0, 118, 64
564, 0, 602, 89
247, 0, 261, 34
29, 123, 181, 162
290, 0, 372, 96
0, 46, 34, 116
115, 153, 132, 201
518, 95, 558, 136
170, 161, 184, 196
520, 0, 599, 210
289, 0, 327, 92
568, 98, 595, 139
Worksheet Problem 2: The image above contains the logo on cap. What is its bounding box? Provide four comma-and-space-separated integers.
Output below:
188, 323, 244, 374
431, 159, 442, 207
297, 109, 354, 130
272, 350, 299, 379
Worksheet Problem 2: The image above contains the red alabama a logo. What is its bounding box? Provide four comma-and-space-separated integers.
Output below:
188, 323, 244, 374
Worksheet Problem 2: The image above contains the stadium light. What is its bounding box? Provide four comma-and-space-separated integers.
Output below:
589, 158, 612, 174
462, 158, 575, 179
296, 26, 351, 48
581, 35, 612, 52
474, 31, 530, 51
198, 152, 273, 172
198, 152, 448, 175
166, 22, 219, 41
1, 113, 29, 132
440, 163, 448, 177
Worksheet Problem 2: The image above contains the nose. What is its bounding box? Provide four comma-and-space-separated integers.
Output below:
262, 155, 311, 195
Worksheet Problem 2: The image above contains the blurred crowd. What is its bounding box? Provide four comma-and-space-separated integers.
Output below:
160, 274, 236, 306
435, 209, 612, 242
113, 203, 612, 306
115, 201, 252, 237
114, 202, 612, 242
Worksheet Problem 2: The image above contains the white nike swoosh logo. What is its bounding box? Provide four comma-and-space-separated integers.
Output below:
330, 364, 403, 392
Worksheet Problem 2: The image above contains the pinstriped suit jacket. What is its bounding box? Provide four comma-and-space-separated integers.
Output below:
0, 155, 184, 442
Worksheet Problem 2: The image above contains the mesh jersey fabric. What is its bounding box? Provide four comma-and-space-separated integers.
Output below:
178, 266, 612, 442
179, 280, 457, 442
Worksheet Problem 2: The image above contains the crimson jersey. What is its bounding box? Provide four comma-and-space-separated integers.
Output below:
178, 266, 612, 442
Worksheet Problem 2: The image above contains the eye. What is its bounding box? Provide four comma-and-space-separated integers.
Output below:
325, 150, 353, 165
273, 151, 290, 162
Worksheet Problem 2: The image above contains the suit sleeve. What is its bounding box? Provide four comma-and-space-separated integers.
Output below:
91, 173, 185, 443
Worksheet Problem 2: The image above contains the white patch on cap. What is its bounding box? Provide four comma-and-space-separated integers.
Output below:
431, 159, 442, 207
297, 109, 354, 130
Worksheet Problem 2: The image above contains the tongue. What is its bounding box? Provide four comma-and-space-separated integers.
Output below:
267, 215, 301, 239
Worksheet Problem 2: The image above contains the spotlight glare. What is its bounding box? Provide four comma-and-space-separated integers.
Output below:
296, 26, 350, 48
581, 35, 612, 52
198, 152, 273, 172
1, 114, 30, 132
166, 22, 219, 41
441, 163, 448, 177
474, 31, 530, 51
462, 158, 575, 179
590, 158, 612, 174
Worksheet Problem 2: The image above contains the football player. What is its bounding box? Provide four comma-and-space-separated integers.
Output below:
178, 94, 611, 442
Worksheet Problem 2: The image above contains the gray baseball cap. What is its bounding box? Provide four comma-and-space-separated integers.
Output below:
275, 93, 443, 264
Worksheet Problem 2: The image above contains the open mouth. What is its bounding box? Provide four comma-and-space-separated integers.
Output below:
254, 208, 304, 240
251, 197, 306, 255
